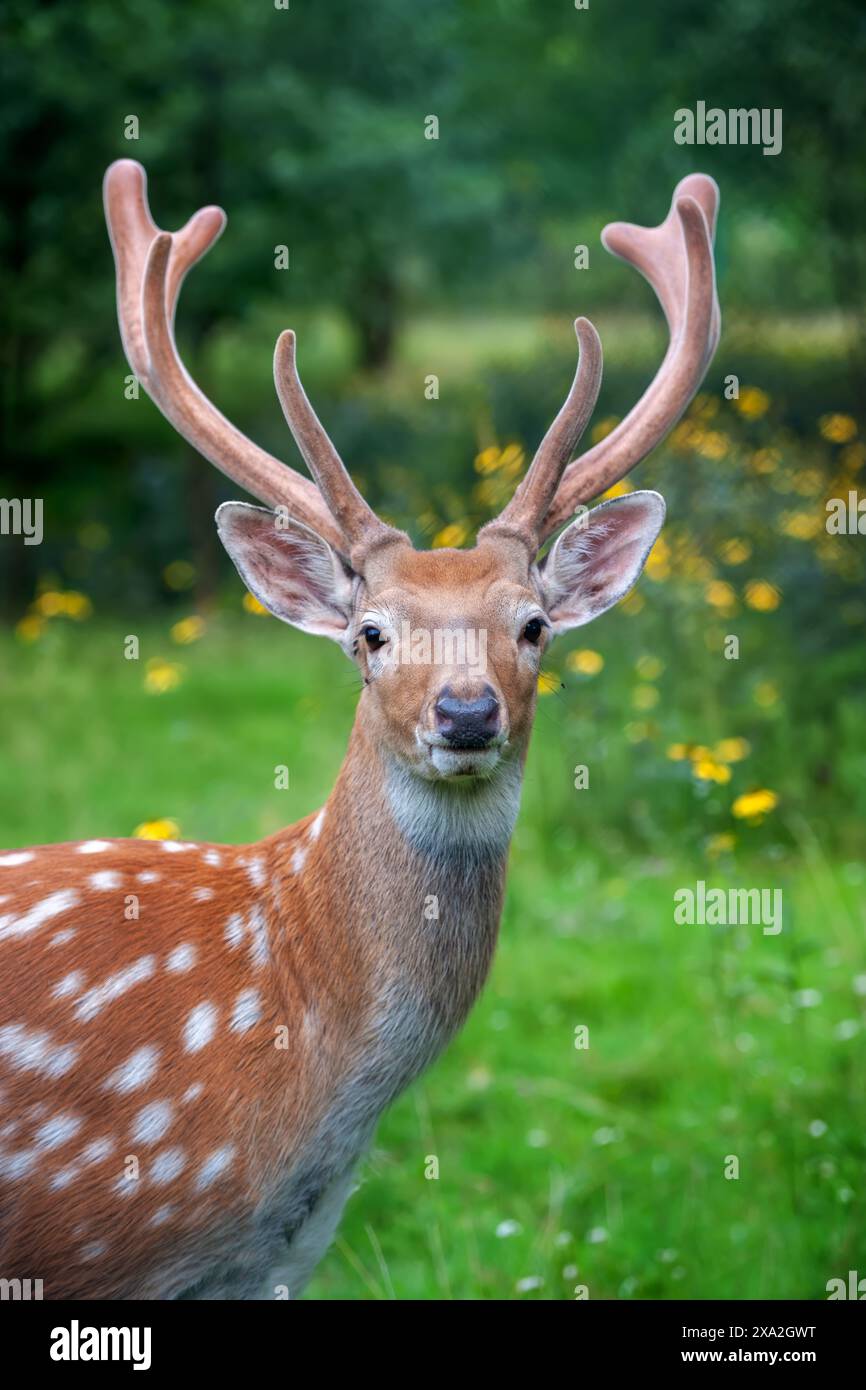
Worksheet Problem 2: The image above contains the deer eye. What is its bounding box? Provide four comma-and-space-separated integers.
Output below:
362, 625, 386, 651
522, 617, 544, 644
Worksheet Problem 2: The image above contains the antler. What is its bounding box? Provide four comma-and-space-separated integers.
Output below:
536, 174, 720, 542
479, 317, 603, 552
104, 160, 404, 562
273, 330, 405, 569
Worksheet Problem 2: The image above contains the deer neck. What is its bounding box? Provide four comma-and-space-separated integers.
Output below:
294, 714, 524, 1047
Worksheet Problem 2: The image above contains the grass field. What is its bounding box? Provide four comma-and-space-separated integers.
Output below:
2, 615, 864, 1299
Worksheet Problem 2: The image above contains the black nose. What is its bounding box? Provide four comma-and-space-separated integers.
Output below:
434, 685, 501, 750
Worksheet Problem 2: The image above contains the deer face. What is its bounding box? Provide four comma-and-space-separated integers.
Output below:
217, 490, 663, 783
103, 162, 718, 784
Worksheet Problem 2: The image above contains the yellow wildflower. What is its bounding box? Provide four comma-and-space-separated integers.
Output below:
750, 448, 780, 474
243, 592, 269, 615
537, 670, 561, 695
706, 832, 736, 857
745, 580, 781, 612
718, 538, 751, 565
133, 818, 181, 840
567, 649, 604, 676
780, 511, 821, 541
474, 445, 502, 475
15, 615, 44, 643
705, 580, 737, 612
736, 387, 770, 419
693, 756, 732, 784
432, 522, 468, 549
171, 615, 206, 645
819, 414, 857, 444
731, 789, 779, 822
645, 536, 671, 581
144, 659, 183, 694
713, 738, 751, 763
602, 480, 632, 500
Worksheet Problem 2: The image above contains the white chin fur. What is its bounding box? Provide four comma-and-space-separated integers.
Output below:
427, 746, 502, 780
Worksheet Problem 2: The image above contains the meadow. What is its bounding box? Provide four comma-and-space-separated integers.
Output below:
2, 408, 865, 1299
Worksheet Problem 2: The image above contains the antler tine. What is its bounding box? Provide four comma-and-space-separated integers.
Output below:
539, 174, 720, 541
273, 330, 407, 569
103, 159, 347, 555
480, 316, 603, 551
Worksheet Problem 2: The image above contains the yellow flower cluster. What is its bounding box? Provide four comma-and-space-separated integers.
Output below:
667, 738, 752, 786
15, 588, 93, 642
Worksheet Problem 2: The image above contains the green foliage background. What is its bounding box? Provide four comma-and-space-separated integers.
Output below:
1, 0, 864, 1299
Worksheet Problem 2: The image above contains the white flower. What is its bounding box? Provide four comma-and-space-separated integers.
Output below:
496, 1219, 522, 1239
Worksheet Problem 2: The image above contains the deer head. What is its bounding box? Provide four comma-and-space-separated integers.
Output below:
104, 161, 720, 786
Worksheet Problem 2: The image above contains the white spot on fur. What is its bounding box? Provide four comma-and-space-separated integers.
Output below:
48, 1164, 77, 1189
224, 913, 244, 950
247, 906, 269, 969
79, 1240, 107, 1261
52, 969, 85, 1000
292, 846, 307, 872
150, 1203, 175, 1226
162, 841, 196, 853
192, 886, 215, 902
0, 1024, 79, 1079
74, 956, 155, 1022
245, 858, 266, 889
166, 942, 196, 973
103, 1044, 160, 1094
0, 889, 79, 944
230, 988, 262, 1034
114, 1173, 138, 1196
203, 850, 222, 867
0, 851, 34, 867
182, 1083, 204, 1103
137, 870, 160, 884
35, 1113, 81, 1151
131, 1100, 174, 1145
195, 1145, 236, 1191
89, 870, 122, 890
77, 840, 112, 854
81, 1138, 114, 1165
183, 1002, 217, 1053
0, 1149, 38, 1180
150, 1148, 186, 1184
310, 809, 326, 841
48, 928, 77, 947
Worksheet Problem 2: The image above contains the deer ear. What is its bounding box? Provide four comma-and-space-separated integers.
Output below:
216, 502, 355, 641
539, 491, 665, 633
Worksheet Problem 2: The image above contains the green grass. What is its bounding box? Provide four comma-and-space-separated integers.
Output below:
1, 618, 864, 1299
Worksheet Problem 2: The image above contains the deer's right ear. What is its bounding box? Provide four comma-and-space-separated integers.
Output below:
216, 502, 355, 641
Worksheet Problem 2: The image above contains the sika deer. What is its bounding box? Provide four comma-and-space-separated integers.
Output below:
0, 161, 719, 1298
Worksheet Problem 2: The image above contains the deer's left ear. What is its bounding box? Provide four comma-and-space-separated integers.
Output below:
538, 490, 665, 633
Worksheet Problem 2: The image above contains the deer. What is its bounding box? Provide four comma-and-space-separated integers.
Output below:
0, 160, 719, 1300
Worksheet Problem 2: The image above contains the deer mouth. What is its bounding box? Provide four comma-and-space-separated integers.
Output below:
418, 730, 507, 780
